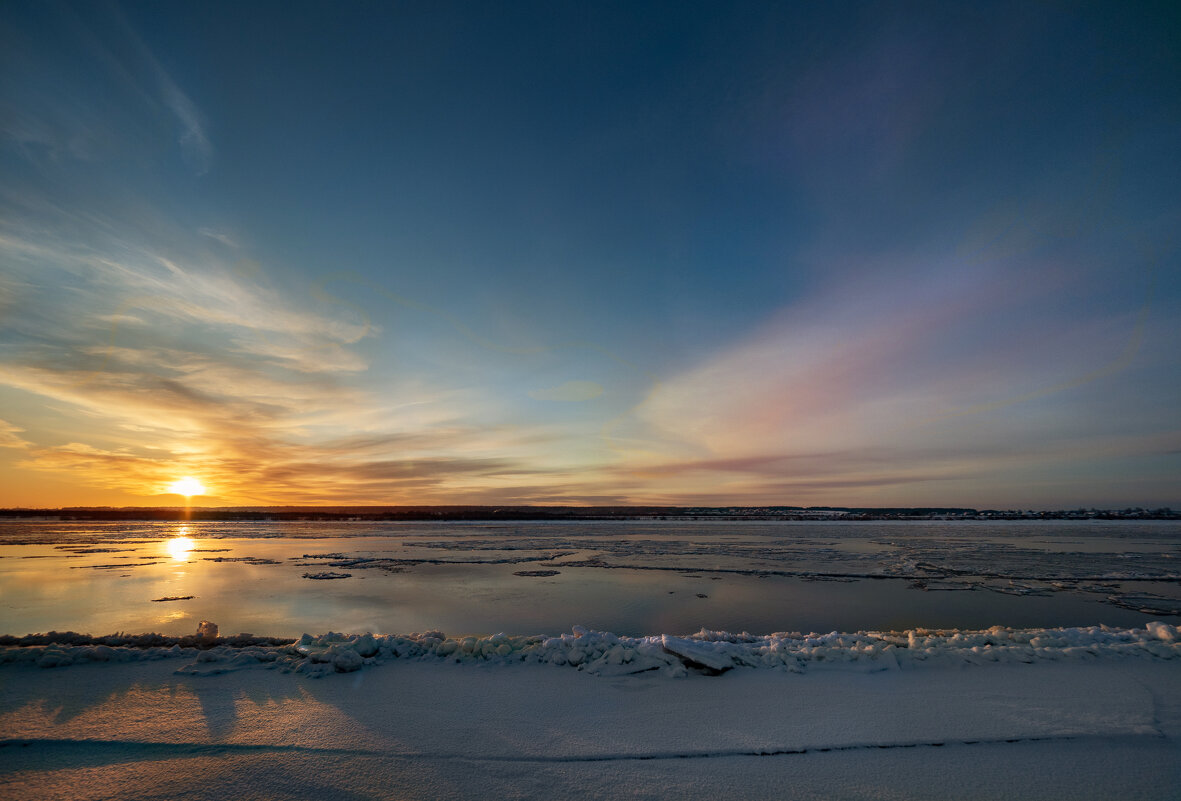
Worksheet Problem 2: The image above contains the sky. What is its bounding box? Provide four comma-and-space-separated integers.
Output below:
1, 1, 1179, 509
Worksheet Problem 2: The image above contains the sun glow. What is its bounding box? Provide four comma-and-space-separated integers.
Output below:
166, 536, 195, 561
168, 477, 206, 497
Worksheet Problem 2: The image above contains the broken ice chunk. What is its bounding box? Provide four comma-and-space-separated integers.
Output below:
661, 635, 734, 675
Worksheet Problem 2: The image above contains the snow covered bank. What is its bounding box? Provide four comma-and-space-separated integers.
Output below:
1, 622, 1177, 677
1, 650, 1178, 800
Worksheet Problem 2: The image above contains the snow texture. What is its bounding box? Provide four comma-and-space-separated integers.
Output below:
1, 646, 1178, 800
1, 622, 1177, 678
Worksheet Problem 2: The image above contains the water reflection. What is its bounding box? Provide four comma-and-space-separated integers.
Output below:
0, 522, 1174, 638
166, 536, 195, 561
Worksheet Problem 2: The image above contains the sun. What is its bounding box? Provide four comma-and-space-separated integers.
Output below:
168, 477, 206, 497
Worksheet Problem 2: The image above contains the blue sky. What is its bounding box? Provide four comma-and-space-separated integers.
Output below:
1, 1, 1178, 507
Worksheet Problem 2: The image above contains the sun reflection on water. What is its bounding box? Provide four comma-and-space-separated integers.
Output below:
157, 609, 191, 624
166, 536, 195, 561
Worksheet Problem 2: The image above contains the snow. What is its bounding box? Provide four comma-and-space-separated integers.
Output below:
0, 639, 1178, 800
660, 634, 737, 674
2, 623, 1177, 679
0, 622, 1178, 797
4, 521, 1176, 797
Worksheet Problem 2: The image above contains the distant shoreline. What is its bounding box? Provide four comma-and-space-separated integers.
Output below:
0, 505, 1176, 522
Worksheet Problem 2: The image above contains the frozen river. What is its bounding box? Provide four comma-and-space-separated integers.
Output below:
1, 520, 1178, 638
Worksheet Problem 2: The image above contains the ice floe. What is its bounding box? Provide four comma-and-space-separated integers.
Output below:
6, 521, 1177, 623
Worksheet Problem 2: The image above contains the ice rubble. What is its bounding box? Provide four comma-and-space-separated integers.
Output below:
0, 621, 1177, 677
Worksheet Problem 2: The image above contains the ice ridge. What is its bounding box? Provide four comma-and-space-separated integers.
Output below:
0, 622, 1177, 677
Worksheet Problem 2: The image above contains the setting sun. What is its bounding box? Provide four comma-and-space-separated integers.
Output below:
167, 477, 206, 497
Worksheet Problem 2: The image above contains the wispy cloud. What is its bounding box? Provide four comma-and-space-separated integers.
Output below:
2, 351, 581, 503
0, 2, 214, 174
109, 3, 214, 174
156, 77, 212, 174
1, 193, 1172, 507
198, 228, 237, 248
2, 2, 1176, 509
0, 223, 603, 503
0, 420, 32, 450
0, 201, 422, 502
613, 237, 1171, 506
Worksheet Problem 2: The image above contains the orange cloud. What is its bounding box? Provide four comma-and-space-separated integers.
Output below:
0, 419, 32, 450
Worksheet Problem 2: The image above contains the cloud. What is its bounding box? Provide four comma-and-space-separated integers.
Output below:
0, 223, 372, 373
0, 212, 434, 503
229, 337, 369, 374
0, 420, 31, 449
160, 80, 212, 174
0, 315, 597, 504
529, 380, 604, 402
92, 313, 148, 327
109, 5, 213, 174
611, 238, 1169, 505
3, 352, 578, 503
2, 192, 1170, 507
0, 2, 214, 174
198, 228, 237, 248
20, 442, 175, 492
14, 436, 552, 504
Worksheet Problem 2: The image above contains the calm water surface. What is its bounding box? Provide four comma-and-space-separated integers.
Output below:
1, 520, 1177, 637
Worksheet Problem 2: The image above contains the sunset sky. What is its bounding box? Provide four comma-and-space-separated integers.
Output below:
1, 1, 1178, 508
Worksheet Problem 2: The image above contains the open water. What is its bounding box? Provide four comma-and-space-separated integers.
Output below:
1, 520, 1177, 638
